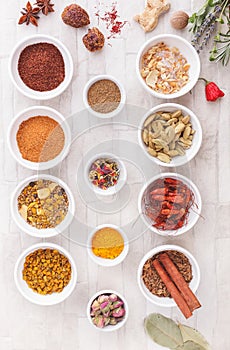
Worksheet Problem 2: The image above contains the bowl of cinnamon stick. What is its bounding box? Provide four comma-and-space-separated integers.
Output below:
137, 245, 201, 319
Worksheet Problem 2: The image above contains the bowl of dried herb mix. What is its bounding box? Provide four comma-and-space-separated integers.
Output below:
83, 75, 126, 118
7, 106, 71, 171
85, 153, 127, 196
87, 224, 129, 267
14, 242, 77, 305
9, 34, 73, 100
11, 174, 75, 238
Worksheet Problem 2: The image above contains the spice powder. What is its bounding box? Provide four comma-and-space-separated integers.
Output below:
92, 227, 124, 259
16, 116, 65, 163
18, 42, 65, 92
87, 79, 121, 113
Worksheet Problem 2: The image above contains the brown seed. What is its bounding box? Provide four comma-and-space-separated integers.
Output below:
170, 11, 189, 30
83, 27, 105, 52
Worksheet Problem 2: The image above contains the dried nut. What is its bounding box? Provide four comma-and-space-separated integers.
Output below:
174, 122, 186, 134
182, 115, 190, 124
157, 152, 170, 163
171, 110, 182, 118
148, 147, 157, 157
167, 150, 179, 157
37, 188, 50, 200
170, 11, 189, 30
82, 27, 105, 52
61, 4, 90, 28
161, 113, 171, 120
183, 126, 191, 139
146, 70, 158, 88
49, 182, 58, 192
167, 117, 178, 125
19, 204, 27, 221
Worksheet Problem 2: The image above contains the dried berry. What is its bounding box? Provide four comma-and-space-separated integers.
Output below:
82, 27, 105, 52
61, 4, 90, 28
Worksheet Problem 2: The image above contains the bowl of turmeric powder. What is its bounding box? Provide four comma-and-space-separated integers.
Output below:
87, 224, 129, 267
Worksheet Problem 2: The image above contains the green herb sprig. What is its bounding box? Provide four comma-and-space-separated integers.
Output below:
189, 0, 230, 66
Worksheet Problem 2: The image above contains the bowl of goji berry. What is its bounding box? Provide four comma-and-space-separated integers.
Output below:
138, 172, 202, 236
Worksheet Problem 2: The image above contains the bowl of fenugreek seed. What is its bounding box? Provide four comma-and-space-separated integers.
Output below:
11, 174, 75, 238
83, 75, 126, 118
14, 242, 77, 305
7, 106, 71, 171
136, 34, 200, 99
138, 103, 202, 167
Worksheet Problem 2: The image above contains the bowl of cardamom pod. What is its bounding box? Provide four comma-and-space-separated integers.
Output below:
138, 103, 202, 167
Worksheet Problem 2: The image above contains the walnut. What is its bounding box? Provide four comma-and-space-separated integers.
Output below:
61, 4, 90, 28
170, 11, 189, 30
82, 27, 105, 52
134, 0, 170, 32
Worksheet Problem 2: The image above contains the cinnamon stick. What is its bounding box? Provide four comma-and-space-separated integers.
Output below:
152, 259, 193, 319
159, 253, 201, 312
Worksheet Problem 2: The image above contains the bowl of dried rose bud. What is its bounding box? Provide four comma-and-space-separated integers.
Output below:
14, 242, 77, 305
7, 106, 71, 171
138, 103, 202, 167
83, 75, 126, 118
87, 224, 129, 267
137, 245, 200, 311
11, 174, 75, 238
87, 290, 129, 331
136, 34, 200, 99
138, 172, 202, 236
9, 34, 73, 100
84, 153, 127, 196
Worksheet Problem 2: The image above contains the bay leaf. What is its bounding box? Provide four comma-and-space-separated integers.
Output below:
176, 340, 207, 350
144, 313, 183, 349
178, 325, 211, 350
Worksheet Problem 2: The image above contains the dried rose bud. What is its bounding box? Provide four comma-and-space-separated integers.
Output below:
109, 293, 118, 302
61, 4, 90, 28
82, 27, 105, 52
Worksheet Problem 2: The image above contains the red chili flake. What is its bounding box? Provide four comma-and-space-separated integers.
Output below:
95, 2, 129, 40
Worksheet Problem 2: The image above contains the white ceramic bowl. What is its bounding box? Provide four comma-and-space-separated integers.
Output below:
138, 103, 202, 167
7, 106, 71, 171
136, 34, 200, 99
84, 153, 127, 196
83, 75, 126, 118
87, 289, 129, 331
87, 224, 129, 267
9, 34, 73, 100
14, 242, 77, 305
11, 174, 75, 238
137, 244, 200, 307
138, 172, 202, 236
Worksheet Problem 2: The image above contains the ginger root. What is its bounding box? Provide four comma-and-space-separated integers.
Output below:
134, 0, 170, 32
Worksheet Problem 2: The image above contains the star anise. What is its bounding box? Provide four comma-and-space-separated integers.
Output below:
18, 1, 40, 26
35, 0, 55, 16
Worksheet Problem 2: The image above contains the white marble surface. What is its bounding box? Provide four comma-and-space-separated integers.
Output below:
0, 0, 230, 349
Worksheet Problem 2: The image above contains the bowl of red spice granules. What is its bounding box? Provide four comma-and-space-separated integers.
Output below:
83, 75, 126, 118
9, 35, 73, 100
84, 153, 127, 196
7, 106, 71, 170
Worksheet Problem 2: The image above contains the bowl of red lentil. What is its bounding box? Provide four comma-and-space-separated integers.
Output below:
84, 153, 127, 196
9, 35, 73, 100
14, 242, 77, 305
87, 224, 129, 267
11, 174, 75, 238
136, 34, 200, 99
83, 75, 126, 118
7, 106, 71, 171
137, 244, 200, 307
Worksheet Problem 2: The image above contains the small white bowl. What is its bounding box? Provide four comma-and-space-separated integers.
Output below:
137, 244, 200, 307
14, 242, 77, 305
9, 34, 73, 100
87, 289, 129, 331
87, 224, 129, 267
11, 174, 75, 238
136, 34, 200, 99
138, 172, 202, 236
84, 153, 127, 196
7, 106, 71, 171
138, 103, 202, 167
83, 75, 126, 118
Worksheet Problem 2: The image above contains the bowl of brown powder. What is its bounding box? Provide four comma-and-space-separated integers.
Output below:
83, 75, 126, 118
7, 106, 71, 171
9, 35, 73, 100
